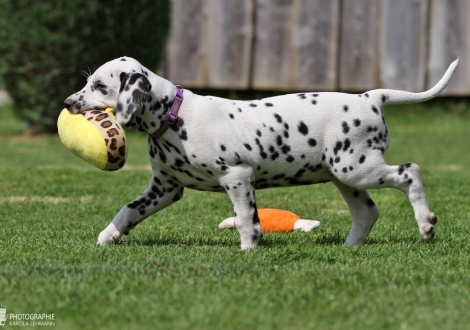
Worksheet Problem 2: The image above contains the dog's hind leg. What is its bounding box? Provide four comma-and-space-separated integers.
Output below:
219, 164, 263, 250
335, 156, 437, 241
333, 180, 380, 245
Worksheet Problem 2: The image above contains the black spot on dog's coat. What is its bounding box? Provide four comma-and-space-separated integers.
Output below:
298, 121, 309, 136
343, 139, 351, 152
281, 145, 291, 154
274, 114, 283, 123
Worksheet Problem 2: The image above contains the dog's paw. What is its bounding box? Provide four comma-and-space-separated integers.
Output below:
419, 212, 437, 241
241, 242, 259, 250
97, 223, 121, 245
240, 230, 262, 250
420, 223, 435, 241
428, 212, 438, 225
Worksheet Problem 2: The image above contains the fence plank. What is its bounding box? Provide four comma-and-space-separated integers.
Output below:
166, 0, 208, 88
379, 0, 429, 92
428, 0, 470, 95
339, 0, 380, 92
251, 0, 296, 90
291, 0, 340, 91
206, 0, 254, 89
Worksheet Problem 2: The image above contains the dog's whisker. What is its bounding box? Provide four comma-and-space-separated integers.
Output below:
79, 70, 89, 78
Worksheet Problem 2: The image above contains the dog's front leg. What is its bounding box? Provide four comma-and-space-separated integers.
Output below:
220, 165, 263, 250
97, 181, 184, 245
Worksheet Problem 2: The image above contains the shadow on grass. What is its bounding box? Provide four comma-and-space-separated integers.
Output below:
125, 232, 347, 248
365, 235, 440, 245
119, 230, 440, 249
122, 236, 239, 248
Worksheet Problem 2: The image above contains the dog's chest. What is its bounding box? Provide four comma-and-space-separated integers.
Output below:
147, 137, 226, 191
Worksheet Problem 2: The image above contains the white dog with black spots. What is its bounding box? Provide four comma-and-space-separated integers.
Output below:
64, 56, 458, 249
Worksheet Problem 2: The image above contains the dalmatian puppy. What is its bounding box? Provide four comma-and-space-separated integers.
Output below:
64, 57, 458, 249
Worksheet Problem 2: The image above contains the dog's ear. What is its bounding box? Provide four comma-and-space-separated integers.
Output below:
116, 72, 152, 125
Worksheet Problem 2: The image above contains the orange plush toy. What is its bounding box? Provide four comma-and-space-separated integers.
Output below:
218, 209, 320, 232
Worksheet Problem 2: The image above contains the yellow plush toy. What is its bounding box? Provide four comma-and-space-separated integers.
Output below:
57, 108, 127, 171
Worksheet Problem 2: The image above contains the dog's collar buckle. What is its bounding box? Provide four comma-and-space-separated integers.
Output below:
165, 86, 183, 125
165, 111, 178, 125
150, 85, 184, 139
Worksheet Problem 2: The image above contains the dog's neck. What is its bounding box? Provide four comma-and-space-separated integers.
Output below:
148, 85, 184, 139
123, 74, 177, 136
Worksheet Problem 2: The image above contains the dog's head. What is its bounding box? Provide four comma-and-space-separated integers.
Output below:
64, 57, 169, 128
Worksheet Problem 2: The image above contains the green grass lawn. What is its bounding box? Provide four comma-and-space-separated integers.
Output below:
0, 102, 469, 329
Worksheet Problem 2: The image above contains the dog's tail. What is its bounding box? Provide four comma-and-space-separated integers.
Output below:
368, 58, 458, 106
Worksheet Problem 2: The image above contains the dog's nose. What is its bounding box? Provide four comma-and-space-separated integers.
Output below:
64, 98, 76, 111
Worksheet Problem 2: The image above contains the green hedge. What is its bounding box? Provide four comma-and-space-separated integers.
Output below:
0, 0, 170, 133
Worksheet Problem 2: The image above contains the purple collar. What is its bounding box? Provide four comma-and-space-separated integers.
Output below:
149, 85, 184, 139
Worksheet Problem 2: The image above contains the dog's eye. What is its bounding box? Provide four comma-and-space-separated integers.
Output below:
94, 81, 107, 90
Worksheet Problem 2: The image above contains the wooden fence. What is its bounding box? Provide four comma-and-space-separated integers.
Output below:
164, 0, 470, 95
